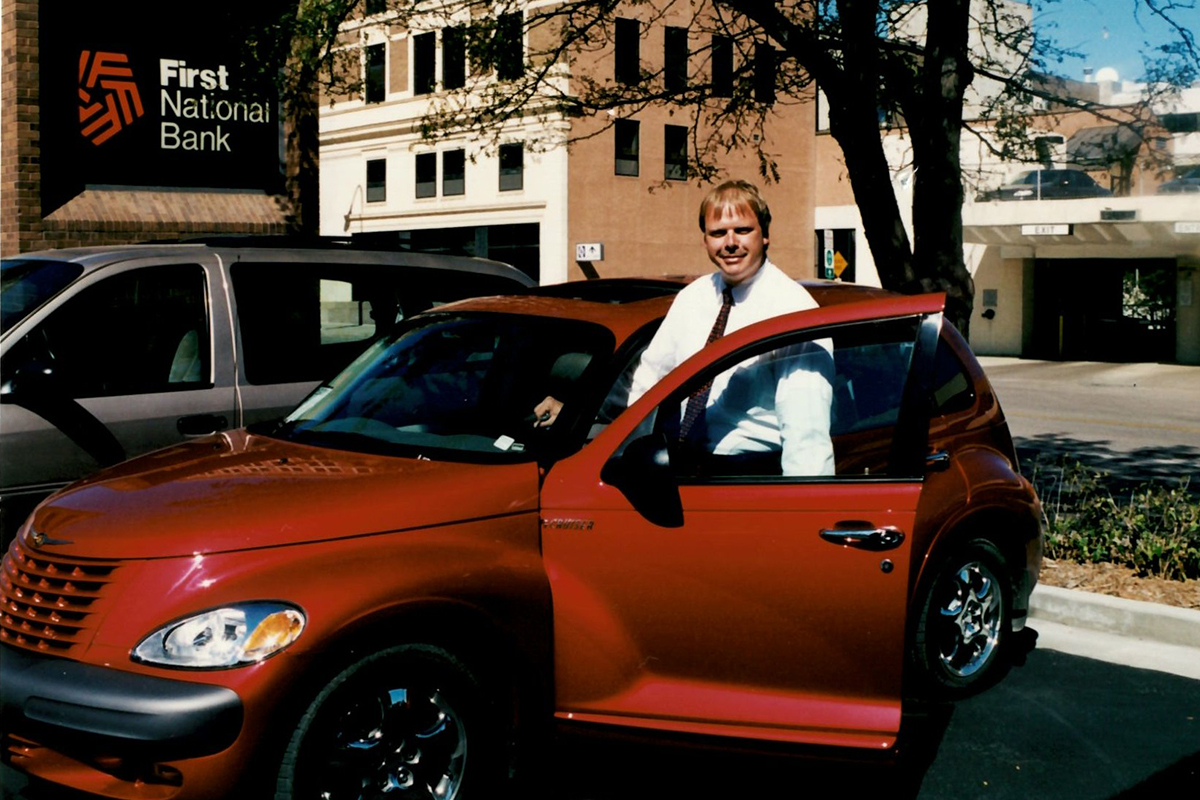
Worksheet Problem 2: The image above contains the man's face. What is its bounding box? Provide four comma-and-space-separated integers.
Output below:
703, 203, 768, 285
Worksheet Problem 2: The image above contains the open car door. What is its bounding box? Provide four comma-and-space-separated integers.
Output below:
542, 293, 946, 750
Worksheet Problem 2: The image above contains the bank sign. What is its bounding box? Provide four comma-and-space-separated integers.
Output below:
41, 9, 281, 213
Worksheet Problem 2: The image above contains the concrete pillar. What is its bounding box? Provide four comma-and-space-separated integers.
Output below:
1178, 261, 1199, 366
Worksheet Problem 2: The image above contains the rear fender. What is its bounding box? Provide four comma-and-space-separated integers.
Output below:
910, 447, 1043, 615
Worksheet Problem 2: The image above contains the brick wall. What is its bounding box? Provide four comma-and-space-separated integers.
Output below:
2, 0, 41, 256
0, 0, 291, 256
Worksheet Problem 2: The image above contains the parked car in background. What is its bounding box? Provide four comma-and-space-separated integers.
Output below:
976, 168, 1113, 201
0, 239, 534, 543
1, 278, 1043, 799
1157, 166, 1200, 194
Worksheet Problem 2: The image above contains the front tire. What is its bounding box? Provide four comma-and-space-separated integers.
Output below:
276, 644, 498, 800
911, 539, 1011, 699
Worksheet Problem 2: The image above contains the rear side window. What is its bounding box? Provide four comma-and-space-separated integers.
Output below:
4, 265, 210, 397
931, 336, 976, 416
231, 262, 526, 385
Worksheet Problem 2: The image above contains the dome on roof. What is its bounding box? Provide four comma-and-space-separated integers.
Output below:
1095, 66, 1120, 83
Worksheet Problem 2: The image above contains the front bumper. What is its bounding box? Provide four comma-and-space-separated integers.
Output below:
0, 645, 243, 761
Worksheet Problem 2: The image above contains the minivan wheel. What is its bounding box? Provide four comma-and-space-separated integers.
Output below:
912, 539, 1011, 698
277, 644, 497, 800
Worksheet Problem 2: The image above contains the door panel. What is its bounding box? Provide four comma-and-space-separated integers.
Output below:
545, 481, 918, 748
543, 303, 944, 749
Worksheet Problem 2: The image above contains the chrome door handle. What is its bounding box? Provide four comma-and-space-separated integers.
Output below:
820, 524, 906, 551
925, 450, 951, 471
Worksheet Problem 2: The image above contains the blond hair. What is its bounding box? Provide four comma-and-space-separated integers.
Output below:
697, 180, 771, 237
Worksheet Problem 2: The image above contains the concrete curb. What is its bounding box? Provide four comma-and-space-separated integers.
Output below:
1029, 584, 1200, 648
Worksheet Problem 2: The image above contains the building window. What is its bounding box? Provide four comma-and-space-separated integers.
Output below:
365, 43, 386, 103
815, 87, 830, 133
443, 149, 465, 196
615, 17, 640, 84
711, 35, 733, 97
664, 27, 687, 93
754, 42, 775, 104
443, 26, 466, 90
614, 119, 639, 177
366, 158, 386, 202
365, 0, 387, 15
664, 125, 687, 181
499, 143, 523, 191
414, 31, 436, 94
496, 13, 524, 81
416, 152, 436, 198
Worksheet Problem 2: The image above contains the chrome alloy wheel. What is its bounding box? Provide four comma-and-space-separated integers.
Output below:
935, 561, 1003, 678
312, 684, 467, 800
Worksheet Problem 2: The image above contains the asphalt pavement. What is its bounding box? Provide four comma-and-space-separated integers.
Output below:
977, 355, 1200, 487
978, 355, 1200, 680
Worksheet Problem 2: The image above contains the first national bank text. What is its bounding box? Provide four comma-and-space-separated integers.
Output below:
159, 57, 271, 152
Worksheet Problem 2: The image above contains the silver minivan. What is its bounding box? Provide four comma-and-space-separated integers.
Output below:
0, 239, 535, 542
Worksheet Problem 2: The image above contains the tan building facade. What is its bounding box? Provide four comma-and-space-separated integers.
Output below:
319, 1, 820, 285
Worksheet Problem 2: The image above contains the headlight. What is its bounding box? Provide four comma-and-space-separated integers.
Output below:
133, 602, 306, 668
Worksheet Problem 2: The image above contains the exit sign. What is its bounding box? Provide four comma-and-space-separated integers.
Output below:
1021, 224, 1072, 236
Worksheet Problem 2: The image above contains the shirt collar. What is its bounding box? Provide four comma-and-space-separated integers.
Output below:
720, 258, 772, 304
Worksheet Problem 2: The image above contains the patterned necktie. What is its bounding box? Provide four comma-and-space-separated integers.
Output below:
679, 286, 735, 440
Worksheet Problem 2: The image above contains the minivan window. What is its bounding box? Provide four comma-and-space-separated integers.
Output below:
232, 262, 531, 386
0, 259, 84, 334
4, 265, 210, 397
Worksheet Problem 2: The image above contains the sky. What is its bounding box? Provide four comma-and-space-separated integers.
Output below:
1033, 0, 1200, 82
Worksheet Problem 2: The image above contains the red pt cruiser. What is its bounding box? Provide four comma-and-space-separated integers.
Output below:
1, 279, 1043, 799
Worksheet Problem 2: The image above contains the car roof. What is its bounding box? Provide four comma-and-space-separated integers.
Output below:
435, 277, 907, 348
1011, 168, 1079, 179
6, 239, 536, 286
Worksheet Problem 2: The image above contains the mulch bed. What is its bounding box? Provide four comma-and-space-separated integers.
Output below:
1039, 558, 1200, 610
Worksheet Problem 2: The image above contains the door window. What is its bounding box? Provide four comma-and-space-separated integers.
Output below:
628, 316, 922, 480
5, 265, 210, 397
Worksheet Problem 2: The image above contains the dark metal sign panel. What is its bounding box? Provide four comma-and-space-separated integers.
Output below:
40, 3, 282, 213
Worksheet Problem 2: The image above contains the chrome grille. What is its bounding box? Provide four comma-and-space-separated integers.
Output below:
0, 536, 120, 656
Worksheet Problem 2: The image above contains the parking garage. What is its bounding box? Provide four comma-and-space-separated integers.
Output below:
964, 195, 1200, 365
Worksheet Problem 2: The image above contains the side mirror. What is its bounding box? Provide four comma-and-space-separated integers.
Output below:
600, 433, 684, 528
0, 358, 58, 399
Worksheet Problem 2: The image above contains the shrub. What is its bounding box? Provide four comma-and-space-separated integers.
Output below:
1028, 459, 1200, 581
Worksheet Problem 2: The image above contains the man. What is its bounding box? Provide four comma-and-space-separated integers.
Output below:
536, 180, 834, 476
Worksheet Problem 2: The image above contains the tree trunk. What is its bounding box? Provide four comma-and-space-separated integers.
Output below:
820, 0, 918, 296
906, 0, 975, 336
284, 85, 320, 236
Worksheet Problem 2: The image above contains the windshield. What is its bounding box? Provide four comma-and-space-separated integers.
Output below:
1, 259, 84, 335
267, 312, 616, 461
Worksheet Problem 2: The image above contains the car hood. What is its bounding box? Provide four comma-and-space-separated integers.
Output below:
25, 430, 540, 559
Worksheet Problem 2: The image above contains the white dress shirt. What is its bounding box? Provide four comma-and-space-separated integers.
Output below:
628, 260, 835, 476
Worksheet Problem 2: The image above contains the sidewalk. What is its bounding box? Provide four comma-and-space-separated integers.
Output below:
1028, 584, 1200, 681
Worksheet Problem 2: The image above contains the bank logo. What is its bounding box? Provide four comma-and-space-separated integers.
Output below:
78, 50, 144, 145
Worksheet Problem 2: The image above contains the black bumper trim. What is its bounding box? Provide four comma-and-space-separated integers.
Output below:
0, 645, 243, 761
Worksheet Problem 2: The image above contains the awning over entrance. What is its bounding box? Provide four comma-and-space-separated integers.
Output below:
963, 195, 1200, 258
964, 194, 1200, 365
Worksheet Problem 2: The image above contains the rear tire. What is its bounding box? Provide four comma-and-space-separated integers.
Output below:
911, 539, 1012, 699
276, 644, 501, 800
